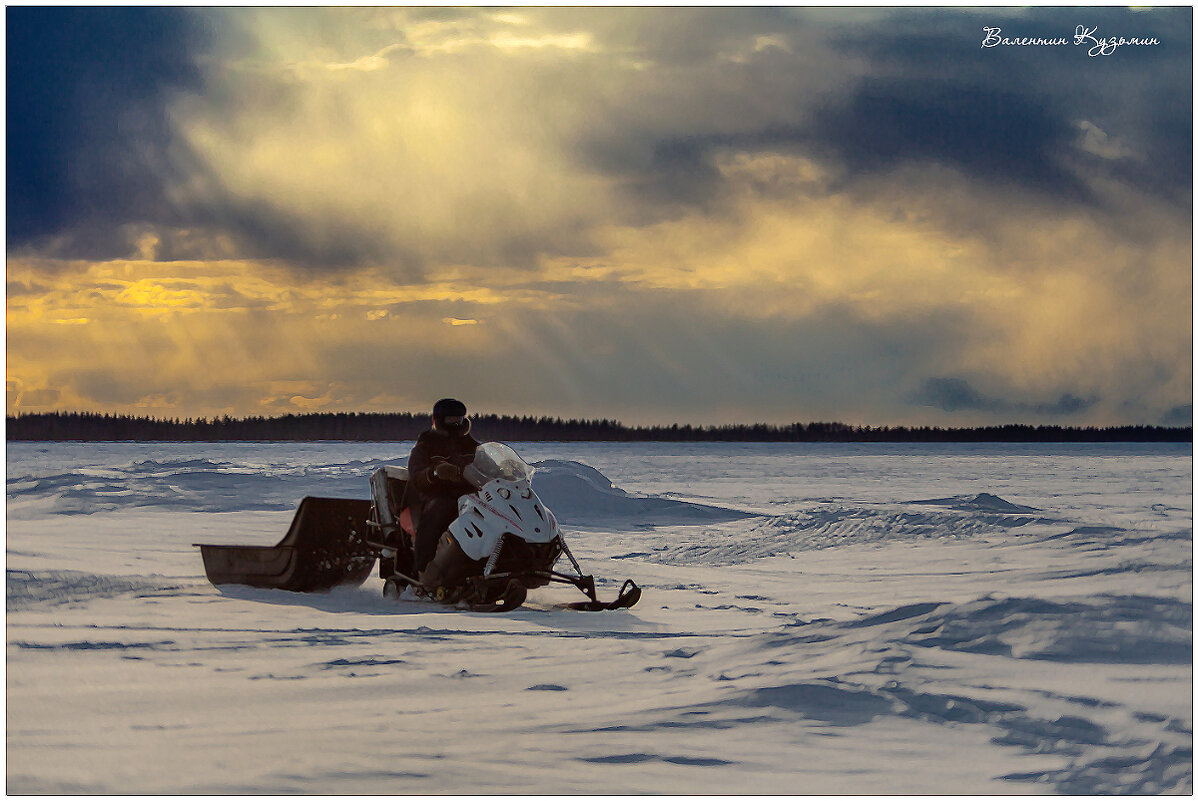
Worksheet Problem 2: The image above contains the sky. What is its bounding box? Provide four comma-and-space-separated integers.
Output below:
5, 6, 1193, 427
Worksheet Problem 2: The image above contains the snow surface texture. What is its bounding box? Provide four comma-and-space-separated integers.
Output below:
6, 442, 1192, 793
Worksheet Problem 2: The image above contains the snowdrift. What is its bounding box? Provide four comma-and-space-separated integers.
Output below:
531, 459, 753, 524
5, 453, 751, 527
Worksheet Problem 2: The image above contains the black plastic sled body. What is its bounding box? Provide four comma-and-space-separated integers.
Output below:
196, 497, 376, 592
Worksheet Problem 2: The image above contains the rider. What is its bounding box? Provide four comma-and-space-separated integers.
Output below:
407, 398, 479, 577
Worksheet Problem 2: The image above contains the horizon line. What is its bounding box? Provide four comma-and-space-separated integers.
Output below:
5, 409, 1191, 435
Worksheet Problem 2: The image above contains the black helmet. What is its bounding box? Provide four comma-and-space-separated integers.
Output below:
432, 398, 470, 435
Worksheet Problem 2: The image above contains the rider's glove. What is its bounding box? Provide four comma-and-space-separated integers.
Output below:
433, 462, 462, 483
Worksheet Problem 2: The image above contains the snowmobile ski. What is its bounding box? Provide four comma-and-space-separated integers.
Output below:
557, 579, 642, 611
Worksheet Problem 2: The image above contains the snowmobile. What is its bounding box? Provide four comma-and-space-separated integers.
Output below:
196, 443, 640, 613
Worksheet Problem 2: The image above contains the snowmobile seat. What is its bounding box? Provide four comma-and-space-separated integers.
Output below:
368, 465, 421, 580
195, 496, 375, 592
369, 465, 418, 542
399, 507, 416, 537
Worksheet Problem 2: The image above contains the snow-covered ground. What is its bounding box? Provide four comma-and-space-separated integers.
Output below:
6, 441, 1193, 794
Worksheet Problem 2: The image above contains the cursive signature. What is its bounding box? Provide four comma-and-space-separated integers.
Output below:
981, 25, 1160, 57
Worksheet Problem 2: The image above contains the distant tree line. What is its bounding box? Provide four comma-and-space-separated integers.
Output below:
5, 411, 1191, 442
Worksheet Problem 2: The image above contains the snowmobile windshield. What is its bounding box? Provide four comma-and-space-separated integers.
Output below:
462, 443, 535, 488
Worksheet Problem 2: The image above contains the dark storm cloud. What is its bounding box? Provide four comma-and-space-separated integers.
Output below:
6, 7, 403, 270
188, 197, 422, 272
6, 279, 50, 298
810, 79, 1084, 199
583, 135, 729, 216
914, 377, 1097, 419
6, 7, 211, 253
1161, 405, 1193, 427
814, 6, 1192, 204
586, 6, 1191, 218
913, 377, 993, 413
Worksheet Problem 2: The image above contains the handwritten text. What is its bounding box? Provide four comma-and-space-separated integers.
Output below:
981, 25, 1160, 57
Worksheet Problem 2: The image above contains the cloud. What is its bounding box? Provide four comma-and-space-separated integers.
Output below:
811, 78, 1083, 199
7, 7, 213, 254
14, 389, 61, 409
913, 377, 1097, 419
162, 21, 615, 270
11, 7, 1189, 270
914, 377, 997, 413
814, 6, 1192, 205
1161, 405, 1193, 427
1075, 120, 1139, 161
81, 7, 857, 270
6, 280, 51, 298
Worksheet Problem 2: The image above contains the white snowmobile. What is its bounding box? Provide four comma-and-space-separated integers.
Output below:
196, 443, 640, 613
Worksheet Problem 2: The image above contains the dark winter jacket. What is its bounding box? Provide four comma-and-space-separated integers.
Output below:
407, 428, 480, 500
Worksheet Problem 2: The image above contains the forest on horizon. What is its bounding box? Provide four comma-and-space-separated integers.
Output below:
5, 411, 1191, 443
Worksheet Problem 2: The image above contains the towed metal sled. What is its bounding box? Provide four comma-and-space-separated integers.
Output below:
195, 497, 376, 593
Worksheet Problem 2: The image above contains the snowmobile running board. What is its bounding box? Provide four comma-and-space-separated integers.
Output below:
195, 497, 376, 592
384, 570, 529, 613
